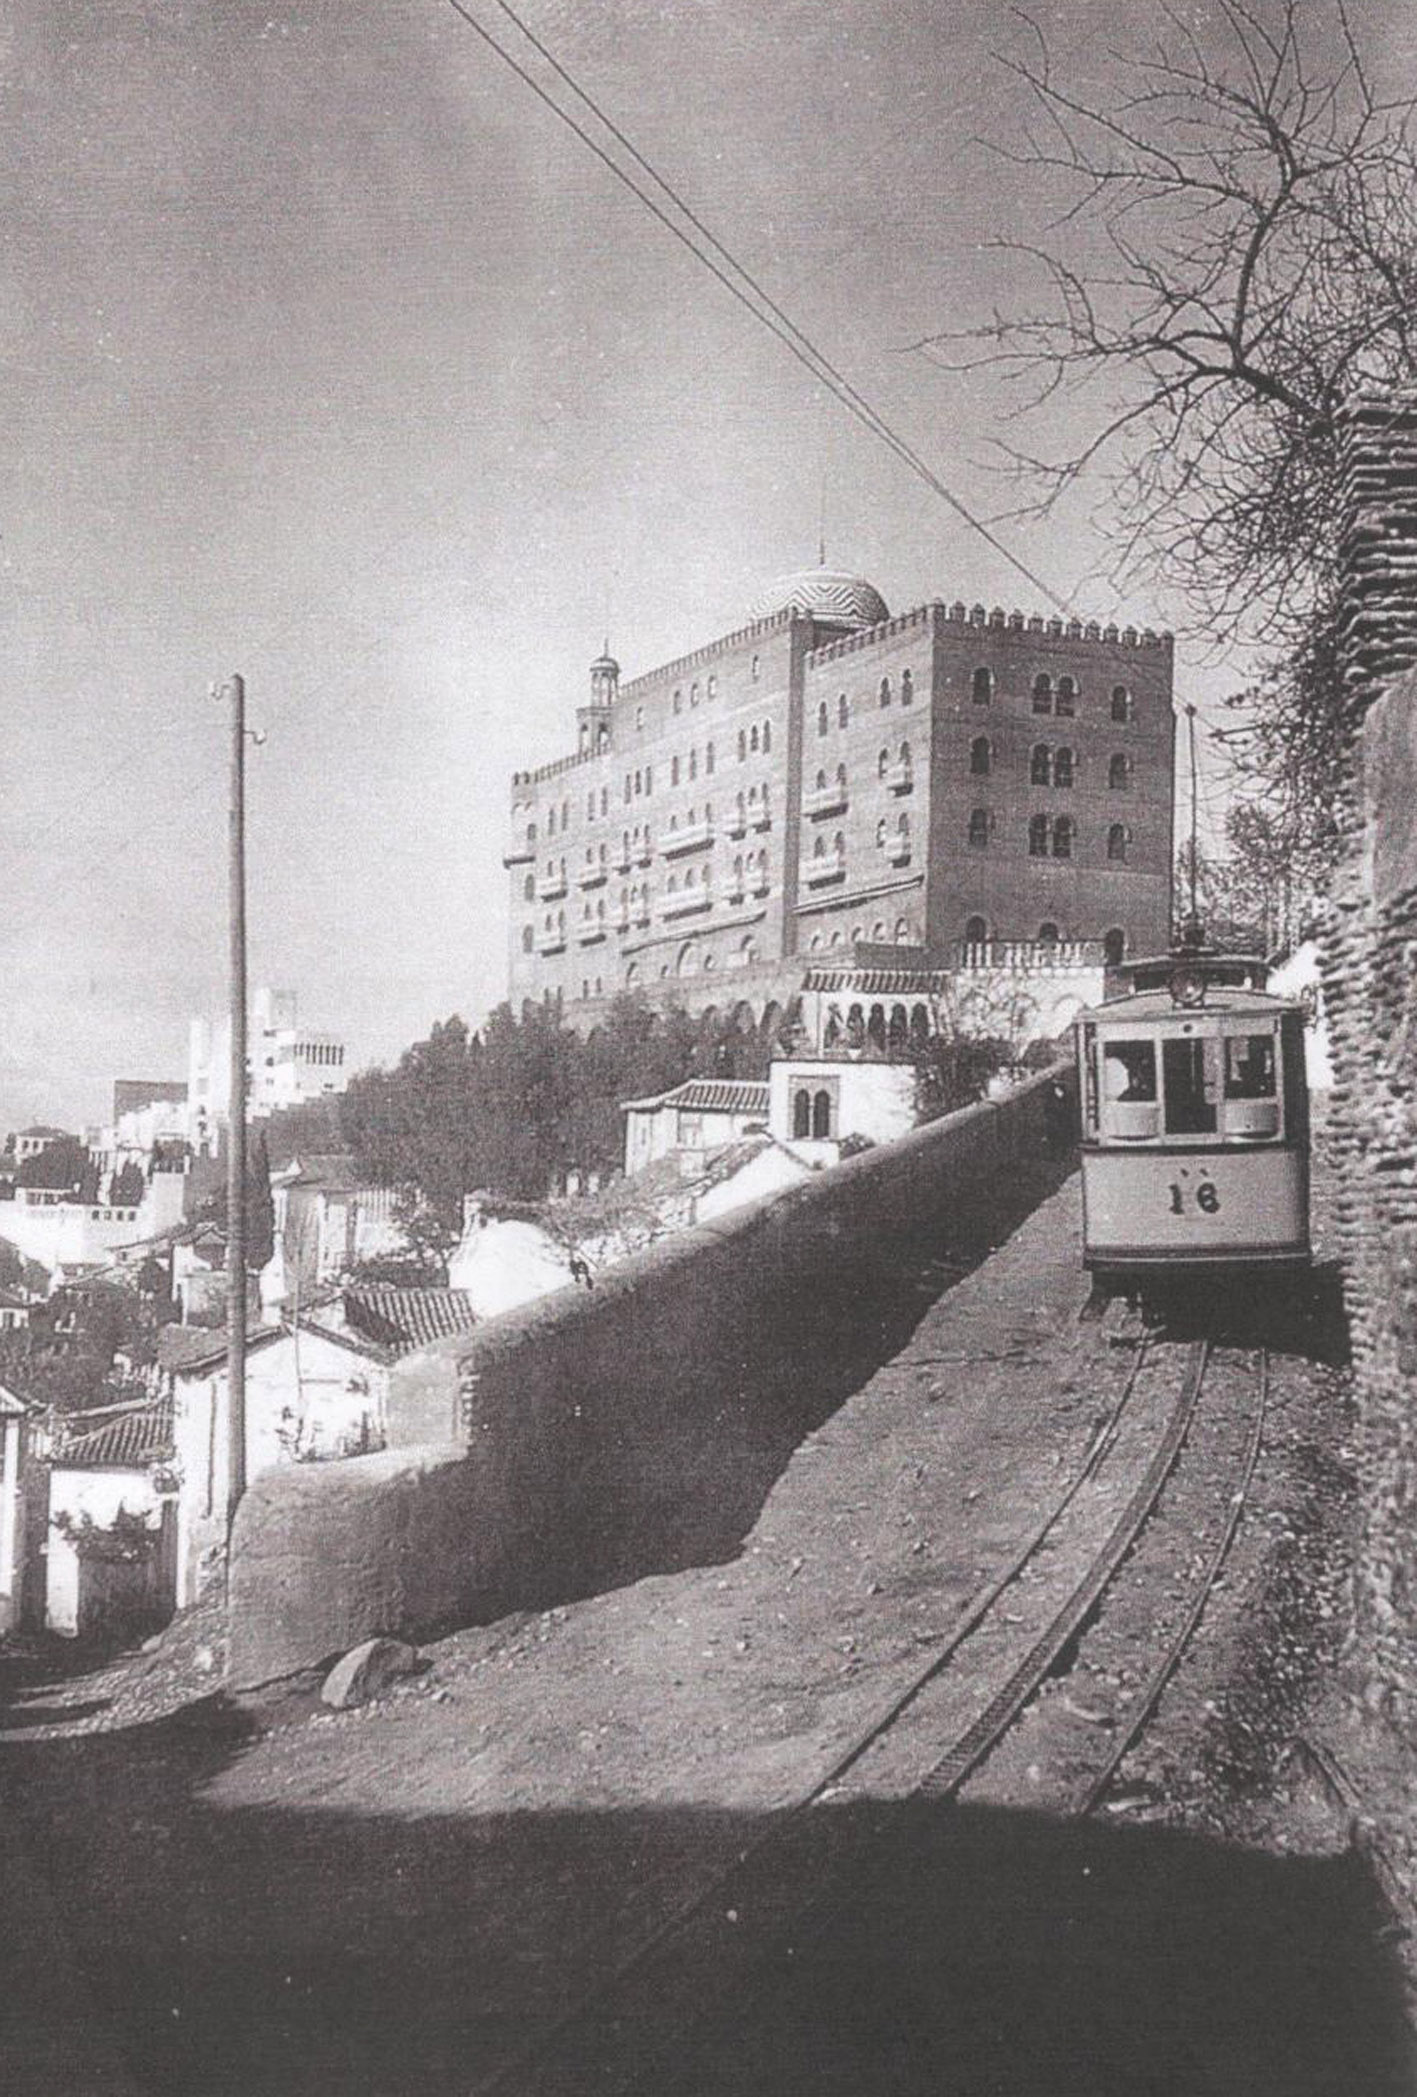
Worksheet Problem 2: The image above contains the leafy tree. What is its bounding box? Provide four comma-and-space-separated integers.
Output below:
15, 1136, 88, 1192
109, 1160, 146, 1207
918, 2, 1417, 849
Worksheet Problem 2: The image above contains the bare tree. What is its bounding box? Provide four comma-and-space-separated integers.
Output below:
915, 3, 1417, 642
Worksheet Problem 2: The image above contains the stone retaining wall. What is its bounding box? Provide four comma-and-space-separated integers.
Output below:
227, 1068, 1072, 1685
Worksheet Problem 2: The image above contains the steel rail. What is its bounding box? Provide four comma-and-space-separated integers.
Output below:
914, 1339, 1211, 1802
1080, 1347, 1269, 1815
471, 1337, 1156, 2095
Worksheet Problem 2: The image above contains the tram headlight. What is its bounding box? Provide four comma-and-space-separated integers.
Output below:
1169, 965, 1207, 1008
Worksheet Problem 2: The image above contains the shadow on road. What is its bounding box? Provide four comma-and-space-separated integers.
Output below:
2, 1687, 1408, 2097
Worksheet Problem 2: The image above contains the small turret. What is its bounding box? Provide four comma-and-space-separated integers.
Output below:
577, 643, 618, 754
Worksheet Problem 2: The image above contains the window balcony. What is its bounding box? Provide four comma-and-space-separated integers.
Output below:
725, 881, 746, 905
537, 871, 568, 901
750, 806, 773, 832
502, 840, 535, 867
749, 869, 770, 897
635, 840, 654, 867
614, 850, 634, 874
885, 836, 913, 866
804, 856, 846, 887
661, 819, 715, 857
886, 763, 914, 795
660, 885, 713, 919
805, 784, 848, 819
577, 921, 607, 944
726, 811, 748, 839
576, 863, 608, 889
537, 928, 566, 954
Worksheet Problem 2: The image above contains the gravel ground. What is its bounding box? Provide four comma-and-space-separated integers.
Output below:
2, 1148, 1408, 2096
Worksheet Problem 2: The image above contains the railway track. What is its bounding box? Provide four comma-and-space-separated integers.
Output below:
475, 1332, 1270, 2095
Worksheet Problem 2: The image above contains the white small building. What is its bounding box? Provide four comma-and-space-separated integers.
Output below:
0, 1165, 187, 1278
188, 988, 349, 1153
43, 1402, 174, 1640
270, 1156, 407, 1292
768, 1058, 918, 1162
622, 1079, 770, 1175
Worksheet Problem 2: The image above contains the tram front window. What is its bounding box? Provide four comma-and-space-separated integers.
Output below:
1162, 1037, 1217, 1134
1225, 1034, 1276, 1099
1103, 1041, 1156, 1103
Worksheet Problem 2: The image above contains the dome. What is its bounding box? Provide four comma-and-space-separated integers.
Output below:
748, 567, 889, 631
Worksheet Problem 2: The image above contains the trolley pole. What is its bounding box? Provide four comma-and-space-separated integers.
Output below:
223, 673, 248, 1539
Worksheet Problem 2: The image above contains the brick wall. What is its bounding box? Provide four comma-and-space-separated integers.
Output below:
1322, 397, 1417, 1744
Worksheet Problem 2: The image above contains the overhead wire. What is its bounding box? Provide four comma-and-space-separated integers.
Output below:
439, 0, 1078, 618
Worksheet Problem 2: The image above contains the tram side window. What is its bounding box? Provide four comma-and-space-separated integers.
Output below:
1224, 1034, 1276, 1099
1162, 1038, 1218, 1134
1103, 1040, 1156, 1103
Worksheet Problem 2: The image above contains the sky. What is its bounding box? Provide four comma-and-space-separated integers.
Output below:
2, 0, 1412, 1132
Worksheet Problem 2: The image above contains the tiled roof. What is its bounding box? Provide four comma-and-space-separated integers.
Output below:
622, 1079, 770, 1116
801, 967, 952, 995
51, 1399, 174, 1470
341, 1287, 479, 1352
276, 1153, 368, 1191
156, 1322, 285, 1374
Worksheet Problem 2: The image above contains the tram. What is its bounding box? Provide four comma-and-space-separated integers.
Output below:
1074, 936, 1311, 1279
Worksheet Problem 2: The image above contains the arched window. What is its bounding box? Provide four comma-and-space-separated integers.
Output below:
793, 1089, 812, 1139
635, 706, 644, 732
833, 829, 845, 860
1038, 920, 1060, 946
547, 806, 556, 837
889, 1003, 909, 1049
1055, 676, 1076, 717
898, 739, 912, 772
971, 736, 991, 776
894, 917, 910, 941
964, 914, 988, 947
875, 818, 887, 848
526, 820, 537, 846
762, 720, 772, 753
1031, 743, 1051, 786
707, 675, 717, 699
750, 725, 760, 753
734, 852, 744, 886
897, 810, 911, 840
1028, 813, 1049, 857
705, 741, 715, 775
1109, 753, 1131, 790
836, 762, 847, 788
815, 767, 827, 793
900, 668, 913, 705
867, 1004, 887, 1051
523, 872, 535, 900
1032, 674, 1053, 715
634, 769, 642, 796
879, 676, 891, 707
1052, 815, 1075, 859
737, 728, 747, 762
671, 755, 680, 786
829, 928, 843, 947
521, 925, 533, 952
690, 682, 699, 708
813, 833, 827, 859
750, 655, 760, 682
878, 747, 890, 779
837, 691, 849, 727
673, 689, 683, 714
1053, 747, 1075, 787
1104, 927, 1126, 966
600, 787, 608, 816
1111, 684, 1132, 723
812, 1089, 833, 1139
968, 807, 990, 848
563, 800, 570, 829
587, 791, 595, 822
817, 700, 829, 737
688, 748, 697, 780
1108, 822, 1129, 862
972, 666, 992, 704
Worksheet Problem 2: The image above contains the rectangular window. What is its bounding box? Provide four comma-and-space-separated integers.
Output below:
1162, 1038, 1218, 1134
1102, 1040, 1156, 1102
1224, 1034, 1276, 1099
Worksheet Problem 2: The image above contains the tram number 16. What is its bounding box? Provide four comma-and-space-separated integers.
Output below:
1168, 1177, 1221, 1216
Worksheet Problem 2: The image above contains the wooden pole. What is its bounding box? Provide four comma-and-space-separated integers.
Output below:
225, 673, 248, 1535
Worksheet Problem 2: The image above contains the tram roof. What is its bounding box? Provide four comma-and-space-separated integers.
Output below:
1078, 983, 1297, 1026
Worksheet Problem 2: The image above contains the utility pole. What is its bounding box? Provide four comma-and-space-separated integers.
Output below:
223, 673, 249, 1538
